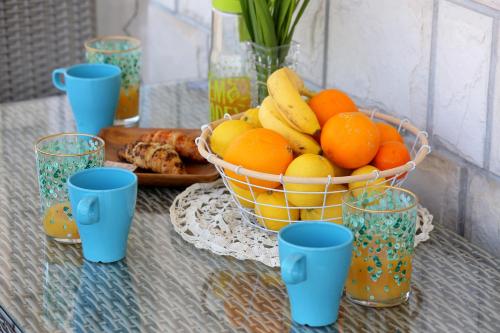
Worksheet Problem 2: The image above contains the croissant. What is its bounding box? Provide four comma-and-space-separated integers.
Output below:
139, 130, 205, 162
118, 142, 186, 174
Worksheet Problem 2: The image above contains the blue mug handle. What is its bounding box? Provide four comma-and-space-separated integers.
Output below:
52, 68, 67, 91
281, 253, 307, 284
77, 196, 100, 225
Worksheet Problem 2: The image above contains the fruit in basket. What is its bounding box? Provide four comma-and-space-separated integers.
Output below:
331, 162, 351, 177
308, 89, 359, 126
224, 128, 293, 190
267, 68, 321, 135
255, 190, 299, 231
376, 122, 404, 144
349, 165, 386, 197
241, 108, 262, 128
284, 154, 335, 207
321, 112, 380, 169
300, 184, 347, 223
228, 181, 255, 209
279, 67, 316, 98
259, 96, 321, 155
372, 141, 411, 171
210, 120, 253, 157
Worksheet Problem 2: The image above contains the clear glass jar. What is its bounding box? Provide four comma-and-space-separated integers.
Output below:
209, 0, 252, 121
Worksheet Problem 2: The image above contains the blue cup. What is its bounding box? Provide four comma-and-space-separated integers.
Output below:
52, 63, 121, 135
278, 222, 353, 327
68, 167, 137, 263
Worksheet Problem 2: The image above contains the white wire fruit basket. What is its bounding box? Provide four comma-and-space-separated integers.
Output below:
196, 108, 431, 233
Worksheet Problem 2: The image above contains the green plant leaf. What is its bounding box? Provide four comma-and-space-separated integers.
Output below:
286, 0, 310, 44
239, 0, 309, 50
254, 0, 277, 47
280, 0, 296, 45
239, 0, 254, 41
248, 0, 263, 45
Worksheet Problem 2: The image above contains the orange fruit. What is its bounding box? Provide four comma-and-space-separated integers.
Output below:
224, 128, 293, 190
43, 202, 79, 239
376, 122, 404, 144
372, 141, 411, 171
308, 89, 359, 127
321, 112, 380, 169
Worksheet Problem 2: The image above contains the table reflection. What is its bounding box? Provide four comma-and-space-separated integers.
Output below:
72, 260, 140, 332
42, 239, 83, 330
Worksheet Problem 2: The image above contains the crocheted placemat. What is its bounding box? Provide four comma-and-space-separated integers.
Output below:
170, 180, 434, 267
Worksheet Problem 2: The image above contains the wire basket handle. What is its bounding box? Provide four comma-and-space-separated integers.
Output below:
197, 108, 430, 185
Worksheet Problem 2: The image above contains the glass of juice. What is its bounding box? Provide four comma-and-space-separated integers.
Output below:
85, 36, 141, 126
35, 133, 105, 243
342, 185, 418, 307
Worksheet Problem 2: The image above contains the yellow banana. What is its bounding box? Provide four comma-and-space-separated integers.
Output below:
267, 68, 321, 135
241, 108, 262, 128
282, 67, 316, 98
259, 96, 321, 155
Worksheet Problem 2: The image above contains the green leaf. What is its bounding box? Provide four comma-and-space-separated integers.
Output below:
254, 0, 277, 47
286, 0, 310, 44
248, 0, 263, 45
273, 0, 282, 24
280, 0, 295, 45
240, 0, 309, 50
277, 0, 291, 32
239, 0, 254, 41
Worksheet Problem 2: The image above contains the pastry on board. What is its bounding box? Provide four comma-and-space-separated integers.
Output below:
139, 130, 205, 162
118, 142, 186, 175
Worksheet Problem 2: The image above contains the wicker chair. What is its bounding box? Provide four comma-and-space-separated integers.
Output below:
0, 0, 96, 102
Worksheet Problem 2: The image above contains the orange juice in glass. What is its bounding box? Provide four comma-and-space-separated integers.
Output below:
342, 185, 418, 307
85, 36, 141, 125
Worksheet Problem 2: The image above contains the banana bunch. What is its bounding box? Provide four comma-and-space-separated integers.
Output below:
259, 96, 321, 155
267, 68, 320, 135
258, 68, 321, 155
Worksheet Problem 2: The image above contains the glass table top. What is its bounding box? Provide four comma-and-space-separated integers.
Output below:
0, 82, 500, 332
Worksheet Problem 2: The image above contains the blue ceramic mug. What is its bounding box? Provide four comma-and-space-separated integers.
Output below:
52, 63, 121, 135
68, 167, 137, 263
278, 222, 353, 327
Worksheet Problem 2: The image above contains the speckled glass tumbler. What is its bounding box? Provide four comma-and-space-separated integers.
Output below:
35, 133, 105, 243
342, 185, 418, 307
85, 36, 141, 126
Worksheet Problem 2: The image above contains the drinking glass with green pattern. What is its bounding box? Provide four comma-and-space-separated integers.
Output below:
85, 36, 141, 126
35, 133, 105, 243
342, 185, 418, 307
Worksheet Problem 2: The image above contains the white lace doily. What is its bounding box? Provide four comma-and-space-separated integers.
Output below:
169, 180, 434, 268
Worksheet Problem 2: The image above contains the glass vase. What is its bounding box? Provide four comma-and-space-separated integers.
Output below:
246, 42, 299, 104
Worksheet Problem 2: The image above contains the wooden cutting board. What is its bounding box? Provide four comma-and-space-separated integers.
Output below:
99, 127, 219, 187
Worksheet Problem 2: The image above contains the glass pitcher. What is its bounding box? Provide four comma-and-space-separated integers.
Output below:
209, 0, 252, 121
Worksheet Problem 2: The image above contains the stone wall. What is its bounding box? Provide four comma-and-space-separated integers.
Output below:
96, 0, 500, 256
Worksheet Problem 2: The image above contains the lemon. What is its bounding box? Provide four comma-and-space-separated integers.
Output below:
331, 162, 351, 177
255, 191, 299, 231
43, 201, 79, 239
228, 181, 256, 208
349, 165, 386, 197
300, 184, 346, 223
210, 120, 253, 157
284, 154, 334, 207
241, 108, 262, 128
